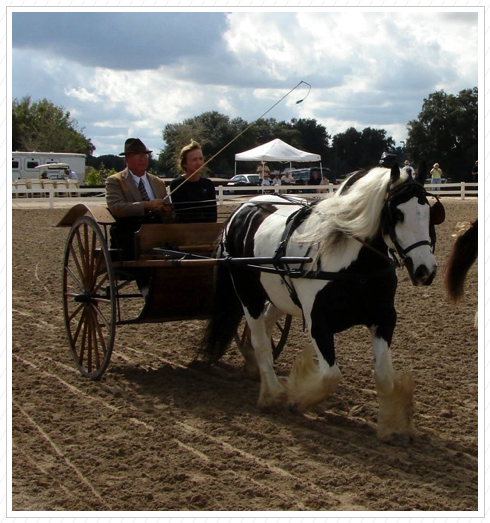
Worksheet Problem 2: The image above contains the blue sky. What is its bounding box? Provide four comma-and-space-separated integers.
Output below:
11, 9, 479, 158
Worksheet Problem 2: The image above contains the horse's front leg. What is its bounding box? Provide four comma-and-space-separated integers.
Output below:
370, 320, 415, 446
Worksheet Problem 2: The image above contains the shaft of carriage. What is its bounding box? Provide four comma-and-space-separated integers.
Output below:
117, 254, 312, 269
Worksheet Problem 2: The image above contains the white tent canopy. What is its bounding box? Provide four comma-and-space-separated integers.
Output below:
234, 138, 322, 178
235, 138, 320, 163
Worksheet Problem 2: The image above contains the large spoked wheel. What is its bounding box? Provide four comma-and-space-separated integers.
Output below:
234, 314, 292, 361
62, 216, 116, 379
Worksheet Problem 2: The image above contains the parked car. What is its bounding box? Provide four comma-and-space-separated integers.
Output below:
290, 167, 336, 185
288, 167, 336, 193
225, 174, 262, 194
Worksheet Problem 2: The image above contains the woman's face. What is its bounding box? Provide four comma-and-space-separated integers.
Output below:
183, 148, 204, 178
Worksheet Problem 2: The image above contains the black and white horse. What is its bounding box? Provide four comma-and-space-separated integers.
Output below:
202, 164, 444, 444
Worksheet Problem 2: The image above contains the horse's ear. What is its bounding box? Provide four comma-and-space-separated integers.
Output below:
390, 163, 400, 185
416, 161, 427, 185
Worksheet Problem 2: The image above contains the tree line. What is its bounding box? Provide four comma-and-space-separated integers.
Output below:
12, 87, 478, 182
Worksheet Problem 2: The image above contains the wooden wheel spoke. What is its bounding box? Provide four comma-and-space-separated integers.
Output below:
67, 302, 84, 323
68, 243, 86, 287
92, 272, 109, 296
72, 307, 87, 346
90, 305, 108, 358
90, 249, 105, 290
75, 228, 88, 275
90, 302, 110, 330
88, 307, 101, 369
79, 311, 88, 366
65, 264, 85, 292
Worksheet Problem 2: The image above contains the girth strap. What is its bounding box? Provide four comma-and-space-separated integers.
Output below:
271, 205, 314, 329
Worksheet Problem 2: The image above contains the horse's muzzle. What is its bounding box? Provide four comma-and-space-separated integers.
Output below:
411, 264, 437, 286
403, 257, 437, 286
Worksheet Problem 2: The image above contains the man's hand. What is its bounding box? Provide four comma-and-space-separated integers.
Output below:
144, 199, 176, 221
144, 199, 165, 213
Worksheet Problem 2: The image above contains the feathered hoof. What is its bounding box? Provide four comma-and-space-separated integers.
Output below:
257, 388, 288, 411
378, 430, 414, 447
243, 362, 261, 381
287, 395, 321, 413
377, 372, 415, 446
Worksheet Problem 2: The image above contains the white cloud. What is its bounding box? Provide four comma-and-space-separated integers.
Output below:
11, 10, 478, 156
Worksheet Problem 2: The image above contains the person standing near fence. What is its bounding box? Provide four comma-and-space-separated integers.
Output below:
430, 163, 443, 191
471, 160, 478, 182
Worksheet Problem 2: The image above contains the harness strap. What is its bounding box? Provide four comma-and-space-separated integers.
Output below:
246, 264, 395, 282
272, 205, 315, 330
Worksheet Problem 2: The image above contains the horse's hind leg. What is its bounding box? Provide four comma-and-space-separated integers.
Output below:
245, 310, 288, 409
371, 326, 415, 446
236, 303, 284, 380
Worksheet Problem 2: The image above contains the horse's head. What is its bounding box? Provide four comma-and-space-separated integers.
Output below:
382, 164, 444, 286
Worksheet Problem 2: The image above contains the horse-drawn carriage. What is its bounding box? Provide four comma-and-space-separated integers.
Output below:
58, 204, 302, 379
59, 163, 446, 445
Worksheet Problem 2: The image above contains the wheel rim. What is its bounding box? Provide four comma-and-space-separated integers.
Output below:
234, 315, 292, 361
62, 216, 116, 379
271, 314, 292, 360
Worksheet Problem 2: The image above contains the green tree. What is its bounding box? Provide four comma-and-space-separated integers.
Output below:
159, 111, 256, 177
332, 127, 395, 175
158, 112, 334, 177
406, 88, 478, 181
12, 96, 95, 155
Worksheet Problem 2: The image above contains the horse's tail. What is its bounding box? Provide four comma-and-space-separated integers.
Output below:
444, 219, 478, 303
200, 256, 244, 363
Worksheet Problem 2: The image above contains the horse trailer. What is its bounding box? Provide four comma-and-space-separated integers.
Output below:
12, 151, 86, 182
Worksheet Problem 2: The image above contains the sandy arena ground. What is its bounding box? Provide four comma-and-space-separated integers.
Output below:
12, 197, 478, 512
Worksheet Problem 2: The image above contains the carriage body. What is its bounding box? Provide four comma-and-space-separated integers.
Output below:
58, 204, 292, 379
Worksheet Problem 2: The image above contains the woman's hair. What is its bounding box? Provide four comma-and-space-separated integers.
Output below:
179, 139, 202, 170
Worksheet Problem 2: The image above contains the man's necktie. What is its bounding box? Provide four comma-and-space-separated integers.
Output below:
138, 179, 150, 201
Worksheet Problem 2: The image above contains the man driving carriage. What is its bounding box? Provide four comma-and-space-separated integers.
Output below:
105, 138, 175, 296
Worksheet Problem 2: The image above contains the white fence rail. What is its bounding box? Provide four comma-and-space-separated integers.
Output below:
12, 182, 478, 209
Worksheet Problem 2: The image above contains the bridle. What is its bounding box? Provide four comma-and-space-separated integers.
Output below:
381, 181, 445, 266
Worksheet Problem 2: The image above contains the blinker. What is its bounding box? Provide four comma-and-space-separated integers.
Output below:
430, 199, 445, 226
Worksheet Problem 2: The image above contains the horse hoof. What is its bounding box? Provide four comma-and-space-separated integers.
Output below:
379, 432, 414, 447
257, 391, 288, 410
243, 364, 261, 381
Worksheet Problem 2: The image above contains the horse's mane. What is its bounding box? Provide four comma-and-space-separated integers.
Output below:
298, 167, 410, 256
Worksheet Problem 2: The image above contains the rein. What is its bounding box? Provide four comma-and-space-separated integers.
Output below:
223, 179, 444, 281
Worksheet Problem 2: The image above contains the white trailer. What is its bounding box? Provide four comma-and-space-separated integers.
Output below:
12, 151, 86, 182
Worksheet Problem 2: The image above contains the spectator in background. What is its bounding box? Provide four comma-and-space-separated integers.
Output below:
281, 171, 294, 185
318, 171, 330, 194
272, 174, 281, 187
402, 160, 415, 178
471, 160, 478, 182
65, 167, 78, 180
430, 163, 443, 191
40, 171, 48, 180
261, 173, 271, 186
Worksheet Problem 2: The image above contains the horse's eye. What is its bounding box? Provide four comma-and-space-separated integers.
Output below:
394, 209, 404, 222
